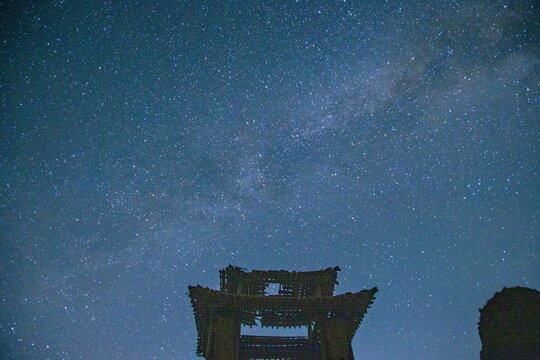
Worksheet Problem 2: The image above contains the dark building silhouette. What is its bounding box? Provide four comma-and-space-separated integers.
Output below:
188, 265, 377, 359
478, 286, 540, 360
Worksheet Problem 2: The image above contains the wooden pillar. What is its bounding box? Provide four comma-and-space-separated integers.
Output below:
206, 320, 214, 357
207, 315, 240, 360
320, 319, 353, 360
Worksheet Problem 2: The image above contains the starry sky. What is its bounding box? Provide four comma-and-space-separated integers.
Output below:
1, 1, 539, 359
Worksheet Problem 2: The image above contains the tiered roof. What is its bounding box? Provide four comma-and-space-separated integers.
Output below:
188, 266, 377, 359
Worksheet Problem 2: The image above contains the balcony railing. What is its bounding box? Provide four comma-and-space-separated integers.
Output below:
239, 335, 320, 360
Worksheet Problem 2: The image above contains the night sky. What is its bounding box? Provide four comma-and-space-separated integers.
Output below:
1, 1, 539, 359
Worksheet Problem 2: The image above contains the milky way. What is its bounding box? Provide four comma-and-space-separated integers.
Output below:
1, 1, 539, 359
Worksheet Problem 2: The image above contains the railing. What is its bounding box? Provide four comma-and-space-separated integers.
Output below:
239, 335, 320, 360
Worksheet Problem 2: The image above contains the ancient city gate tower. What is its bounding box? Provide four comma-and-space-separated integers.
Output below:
188, 265, 377, 359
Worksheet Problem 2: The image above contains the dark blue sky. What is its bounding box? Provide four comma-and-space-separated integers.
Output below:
1, 1, 539, 359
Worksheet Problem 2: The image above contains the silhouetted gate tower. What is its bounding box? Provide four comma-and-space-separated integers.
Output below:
188, 265, 377, 359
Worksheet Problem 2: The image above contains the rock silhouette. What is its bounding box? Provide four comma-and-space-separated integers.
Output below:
478, 286, 540, 360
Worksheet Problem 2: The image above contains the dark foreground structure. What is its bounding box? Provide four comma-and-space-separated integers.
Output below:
478, 286, 540, 360
189, 266, 377, 359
